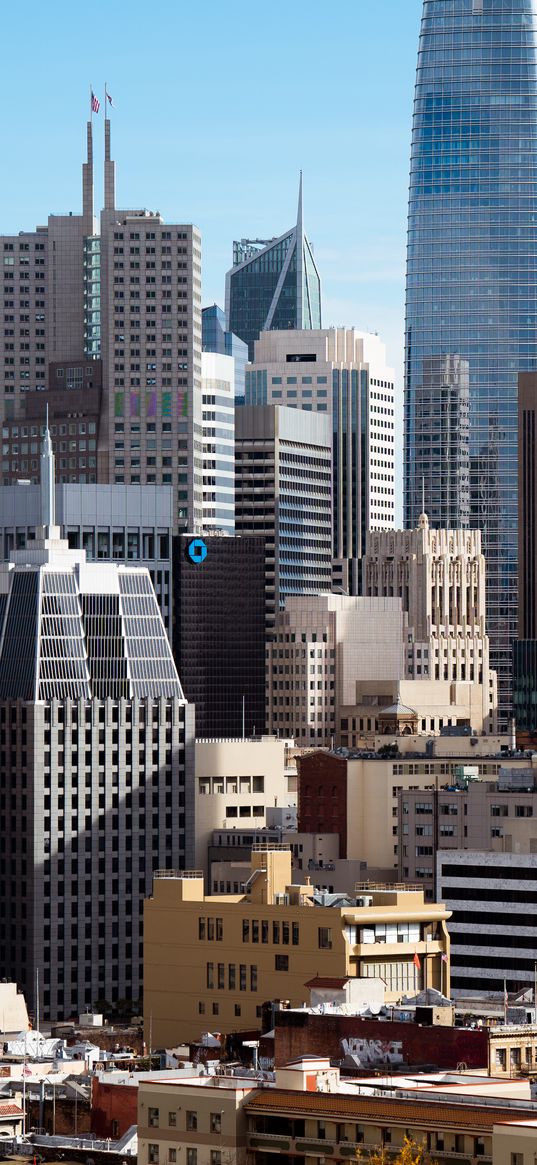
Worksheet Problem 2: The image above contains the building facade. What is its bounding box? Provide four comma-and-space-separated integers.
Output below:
0, 116, 203, 533
235, 405, 332, 634
0, 425, 194, 1020
413, 354, 470, 529
296, 747, 528, 875
172, 533, 266, 737
245, 328, 395, 594
201, 352, 235, 534
362, 515, 497, 732
143, 846, 450, 1045
202, 304, 248, 403
438, 849, 537, 996
405, 0, 537, 725
399, 763, 537, 898
225, 177, 321, 360
514, 372, 537, 742
194, 737, 296, 883
0, 479, 173, 632
266, 595, 407, 746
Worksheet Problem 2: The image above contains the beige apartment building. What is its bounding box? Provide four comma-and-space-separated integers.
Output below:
296, 746, 518, 876
138, 1076, 256, 1165
138, 1063, 537, 1165
399, 762, 537, 896
194, 737, 296, 881
143, 846, 450, 1045
363, 514, 498, 731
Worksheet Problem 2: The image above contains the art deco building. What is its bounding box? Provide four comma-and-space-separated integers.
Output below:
0, 423, 194, 1020
226, 176, 321, 359
362, 514, 497, 732
405, 0, 537, 725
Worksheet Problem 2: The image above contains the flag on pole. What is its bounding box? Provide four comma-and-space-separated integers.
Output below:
106, 92, 115, 108
413, 952, 421, 972
91, 92, 100, 114
441, 953, 449, 965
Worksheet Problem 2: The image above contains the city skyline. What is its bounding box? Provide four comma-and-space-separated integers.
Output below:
0, 0, 425, 501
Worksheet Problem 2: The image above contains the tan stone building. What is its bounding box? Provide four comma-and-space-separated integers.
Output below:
138, 1076, 256, 1165
363, 514, 497, 731
143, 846, 450, 1045
267, 594, 494, 747
194, 738, 296, 883
493, 1118, 537, 1162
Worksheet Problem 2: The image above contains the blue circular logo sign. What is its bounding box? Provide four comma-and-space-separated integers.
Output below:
187, 537, 208, 565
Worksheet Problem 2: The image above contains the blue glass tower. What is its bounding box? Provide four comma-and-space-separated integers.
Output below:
405, 0, 537, 725
225, 175, 322, 360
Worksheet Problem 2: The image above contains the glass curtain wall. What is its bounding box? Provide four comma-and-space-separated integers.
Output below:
405, 0, 537, 724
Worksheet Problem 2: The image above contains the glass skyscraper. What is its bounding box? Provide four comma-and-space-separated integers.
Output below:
225, 175, 322, 359
405, 0, 537, 725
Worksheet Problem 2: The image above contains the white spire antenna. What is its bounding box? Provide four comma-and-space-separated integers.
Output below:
40, 405, 56, 530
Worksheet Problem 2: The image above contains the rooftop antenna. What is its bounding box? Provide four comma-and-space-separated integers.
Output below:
40, 404, 56, 530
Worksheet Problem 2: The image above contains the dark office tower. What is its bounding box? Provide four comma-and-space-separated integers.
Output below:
0, 424, 194, 1020
513, 372, 537, 740
414, 355, 470, 529
405, 0, 537, 727
173, 534, 266, 737
225, 176, 322, 360
235, 405, 332, 634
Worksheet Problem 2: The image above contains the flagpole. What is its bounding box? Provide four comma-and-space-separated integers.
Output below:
90, 83, 93, 126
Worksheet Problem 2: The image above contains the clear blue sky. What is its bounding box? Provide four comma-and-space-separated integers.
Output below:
0, 0, 423, 515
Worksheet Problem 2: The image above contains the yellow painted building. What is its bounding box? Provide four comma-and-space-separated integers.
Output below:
143, 845, 450, 1045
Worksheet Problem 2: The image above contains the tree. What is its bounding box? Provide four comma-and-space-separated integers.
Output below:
357, 1137, 438, 1165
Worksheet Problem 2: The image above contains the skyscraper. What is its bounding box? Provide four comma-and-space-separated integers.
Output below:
235, 405, 332, 634
225, 176, 322, 359
245, 327, 396, 594
0, 114, 203, 533
405, 0, 537, 725
202, 304, 248, 403
201, 352, 235, 534
0, 422, 194, 1019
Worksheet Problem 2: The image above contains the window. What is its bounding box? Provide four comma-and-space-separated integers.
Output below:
187, 1151, 197, 1165
168, 1112, 177, 1128
292, 923, 300, 945
199, 918, 206, 940
169, 1152, 177, 1163
318, 927, 332, 949
148, 1108, 159, 1127
210, 1114, 222, 1134
250, 964, 258, 990
511, 1154, 524, 1165
243, 919, 250, 942
240, 964, 247, 990
216, 917, 223, 940
275, 954, 289, 971
186, 1112, 197, 1131
210, 1155, 221, 1165
234, 1004, 241, 1016
148, 1146, 159, 1163
206, 962, 214, 989
198, 1001, 205, 1015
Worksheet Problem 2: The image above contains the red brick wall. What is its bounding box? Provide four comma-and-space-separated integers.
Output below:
274, 1011, 489, 1071
297, 754, 348, 857
91, 1079, 138, 1138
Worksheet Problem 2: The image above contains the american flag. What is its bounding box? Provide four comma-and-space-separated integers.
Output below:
91, 91, 100, 113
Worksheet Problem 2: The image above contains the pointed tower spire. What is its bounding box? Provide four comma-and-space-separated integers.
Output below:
82, 120, 94, 231
296, 171, 304, 328
104, 86, 116, 211
40, 406, 56, 531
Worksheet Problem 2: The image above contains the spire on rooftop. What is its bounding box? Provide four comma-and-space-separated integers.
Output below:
104, 87, 116, 211
40, 405, 56, 531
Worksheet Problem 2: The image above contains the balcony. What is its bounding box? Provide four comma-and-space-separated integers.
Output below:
247, 1132, 491, 1164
